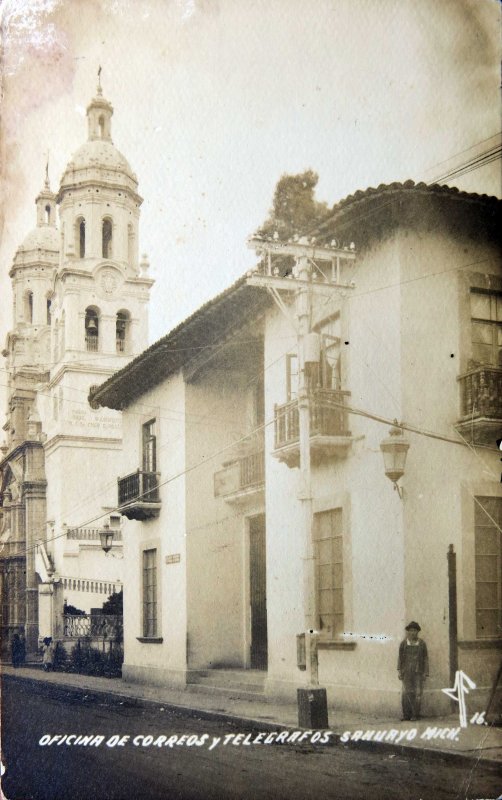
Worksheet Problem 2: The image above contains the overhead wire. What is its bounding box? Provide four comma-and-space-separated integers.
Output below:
2, 253, 500, 552
422, 132, 501, 173
8, 373, 502, 561
2, 132, 501, 559
429, 145, 502, 184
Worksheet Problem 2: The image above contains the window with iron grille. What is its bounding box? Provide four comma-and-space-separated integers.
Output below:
142, 548, 157, 638
470, 290, 502, 367
475, 496, 502, 639
314, 508, 344, 638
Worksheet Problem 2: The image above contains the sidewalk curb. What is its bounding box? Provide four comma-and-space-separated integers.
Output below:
2, 670, 500, 772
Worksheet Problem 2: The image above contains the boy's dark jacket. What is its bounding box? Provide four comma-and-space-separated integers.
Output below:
397, 639, 429, 675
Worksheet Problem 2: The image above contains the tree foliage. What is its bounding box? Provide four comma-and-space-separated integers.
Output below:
63, 601, 86, 616
101, 589, 123, 615
258, 170, 329, 239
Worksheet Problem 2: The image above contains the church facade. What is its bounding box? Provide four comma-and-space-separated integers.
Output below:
0, 83, 153, 657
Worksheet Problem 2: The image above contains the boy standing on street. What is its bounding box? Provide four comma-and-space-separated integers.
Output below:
397, 621, 429, 721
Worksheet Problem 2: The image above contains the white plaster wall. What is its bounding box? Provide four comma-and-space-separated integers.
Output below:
120, 375, 188, 686
263, 238, 408, 711
398, 230, 502, 705
185, 368, 255, 669
262, 307, 304, 688
44, 436, 123, 598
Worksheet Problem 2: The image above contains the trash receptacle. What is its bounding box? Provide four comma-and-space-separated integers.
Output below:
297, 687, 329, 728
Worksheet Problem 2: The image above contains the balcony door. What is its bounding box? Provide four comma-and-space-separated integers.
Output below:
142, 420, 157, 472
249, 514, 268, 670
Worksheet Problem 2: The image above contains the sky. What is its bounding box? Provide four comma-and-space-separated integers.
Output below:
0, 0, 500, 423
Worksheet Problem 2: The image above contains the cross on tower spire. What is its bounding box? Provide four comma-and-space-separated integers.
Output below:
44, 152, 50, 189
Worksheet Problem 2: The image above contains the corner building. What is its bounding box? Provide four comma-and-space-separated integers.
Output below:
93, 182, 501, 717
0, 83, 153, 656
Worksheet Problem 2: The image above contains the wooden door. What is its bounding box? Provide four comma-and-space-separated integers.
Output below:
249, 514, 267, 670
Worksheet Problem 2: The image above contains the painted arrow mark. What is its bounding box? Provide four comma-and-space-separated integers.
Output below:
442, 670, 477, 728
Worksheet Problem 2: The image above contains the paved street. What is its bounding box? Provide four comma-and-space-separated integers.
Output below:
1, 676, 500, 800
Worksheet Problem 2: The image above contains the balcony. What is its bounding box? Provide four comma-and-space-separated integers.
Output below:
455, 365, 502, 448
274, 388, 353, 467
214, 450, 265, 505
117, 470, 161, 520
66, 527, 123, 542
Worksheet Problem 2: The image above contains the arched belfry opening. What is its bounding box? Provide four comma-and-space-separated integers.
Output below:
85, 307, 99, 352
45, 205, 51, 225
102, 218, 113, 258
116, 310, 130, 353
25, 291, 34, 323
98, 115, 105, 139
76, 218, 86, 258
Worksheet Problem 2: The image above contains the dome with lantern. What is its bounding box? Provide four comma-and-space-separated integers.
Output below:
58, 82, 139, 198
12, 179, 59, 270
63, 139, 135, 178
18, 225, 59, 255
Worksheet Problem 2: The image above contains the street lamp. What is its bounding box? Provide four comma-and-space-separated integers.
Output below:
99, 524, 114, 554
380, 424, 410, 498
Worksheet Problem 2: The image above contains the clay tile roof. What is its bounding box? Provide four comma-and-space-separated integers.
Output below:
313, 179, 501, 243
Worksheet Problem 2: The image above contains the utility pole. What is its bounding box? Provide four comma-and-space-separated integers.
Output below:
295, 252, 318, 685
247, 234, 356, 706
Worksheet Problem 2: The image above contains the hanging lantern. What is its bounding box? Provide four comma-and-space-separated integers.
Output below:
99, 524, 114, 554
380, 425, 410, 489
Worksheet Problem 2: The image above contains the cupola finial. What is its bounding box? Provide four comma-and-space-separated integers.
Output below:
44, 151, 50, 189
97, 64, 103, 96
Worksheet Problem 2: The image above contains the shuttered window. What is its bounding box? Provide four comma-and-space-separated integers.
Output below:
475, 497, 502, 639
142, 420, 157, 473
142, 549, 157, 638
314, 508, 344, 637
470, 290, 502, 367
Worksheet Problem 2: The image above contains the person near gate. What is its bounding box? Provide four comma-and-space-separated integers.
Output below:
42, 637, 55, 671
11, 632, 21, 667
397, 621, 429, 721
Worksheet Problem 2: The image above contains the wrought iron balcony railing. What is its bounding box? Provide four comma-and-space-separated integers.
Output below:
239, 450, 265, 489
274, 388, 351, 450
63, 614, 123, 640
117, 470, 161, 520
66, 527, 122, 541
458, 365, 502, 419
456, 365, 502, 448
214, 450, 265, 500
